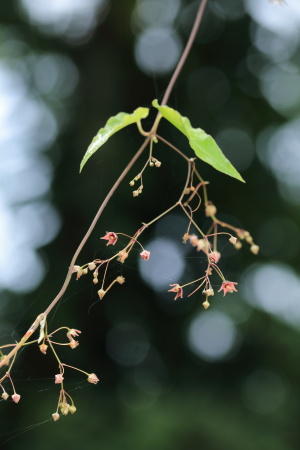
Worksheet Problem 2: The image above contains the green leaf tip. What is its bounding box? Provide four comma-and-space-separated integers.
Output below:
80, 106, 149, 172
152, 100, 245, 182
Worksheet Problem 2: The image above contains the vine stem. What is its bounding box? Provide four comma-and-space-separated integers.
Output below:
0, 0, 209, 368
161, 0, 208, 106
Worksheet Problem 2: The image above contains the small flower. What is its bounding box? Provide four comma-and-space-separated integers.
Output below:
87, 373, 99, 384
39, 343, 48, 354
218, 281, 238, 296
69, 339, 79, 349
140, 250, 150, 260
97, 289, 106, 299
11, 393, 21, 403
72, 265, 84, 280
202, 299, 210, 309
68, 329, 81, 338
55, 374, 64, 384
250, 244, 260, 255
168, 284, 183, 300
101, 231, 118, 246
52, 412, 60, 421
1, 392, 9, 400
209, 251, 221, 264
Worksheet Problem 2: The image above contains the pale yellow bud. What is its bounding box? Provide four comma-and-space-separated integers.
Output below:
202, 299, 210, 309
229, 236, 237, 245
88, 262, 96, 271
205, 203, 217, 217
98, 289, 106, 299
250, 244, 260, 255
116, 276, 125, 284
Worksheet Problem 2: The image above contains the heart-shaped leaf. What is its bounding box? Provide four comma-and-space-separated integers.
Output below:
153, 100, 244, 182
80, 107, 149, 172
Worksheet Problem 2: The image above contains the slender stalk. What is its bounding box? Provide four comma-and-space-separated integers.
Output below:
161, 0, 208, 106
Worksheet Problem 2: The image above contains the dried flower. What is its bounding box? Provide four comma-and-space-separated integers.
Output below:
55, 374, 64, 384
218, 281, 238, 296
39, 343, 48, 354
52, 412, 60, 421
117, 250, 129, 263
87, 373, 99, 384
140, 250, 150, 260
11, 393, 21, 403
101, 231, 118, 246
168, 284, 183, 300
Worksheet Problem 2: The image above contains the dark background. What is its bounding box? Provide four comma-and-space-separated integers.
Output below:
1, 0, 300, 449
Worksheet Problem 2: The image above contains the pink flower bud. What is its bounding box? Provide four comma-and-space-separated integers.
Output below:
209, 251, 221, 264
39, 343, 48, 354
52, 412, 60, 421
87, 373, 99, 384
55, 374, 64, 384
12, 393, 21, 403
140, 250, 150, 260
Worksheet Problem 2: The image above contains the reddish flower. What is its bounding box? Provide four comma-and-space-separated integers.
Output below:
168, 284, 183, 300
218, 281, 238, 296
87, 373, 99, 384
140, 250, 150, 260
67, 329, 81, 340
55, 374, 64, 384
209, 251, 221, 264
11, 393, 21, 403
101, 232, 118, 246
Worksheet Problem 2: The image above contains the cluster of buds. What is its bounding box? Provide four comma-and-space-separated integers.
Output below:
149, 156, 161, 167
236, 229, 260, 254
0, 371, 21, 403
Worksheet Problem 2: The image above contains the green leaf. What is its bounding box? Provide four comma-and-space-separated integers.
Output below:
152, 99, 244, 182
80, 107, 149, 172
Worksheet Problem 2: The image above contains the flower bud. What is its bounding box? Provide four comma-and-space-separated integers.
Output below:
11, 393, 21, 403
189, 234, 199, 247
98, 289, 106, 299
229, 236, 237, 245
133, 190, 139, 197
59, 402, 69, 415
202, 299, 210, 309
87, 373, 99, 384
93, 277, 99, 284
205, 203, 217, 217
39, 343, 48, 355
68, 405, 77, 414
235, 241, 242, 250
55, 374, 64, 384
1, 392, 9, 400
203, 288, 214, 297
116, 276, 125, 284
155, 161, 161, 167
88, 262, 96, 271
52, 412, 60, 421
117, 250, 129, 263
129, 180, 135, 186
250, 244, 260, 255
209, 251, 221, 264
